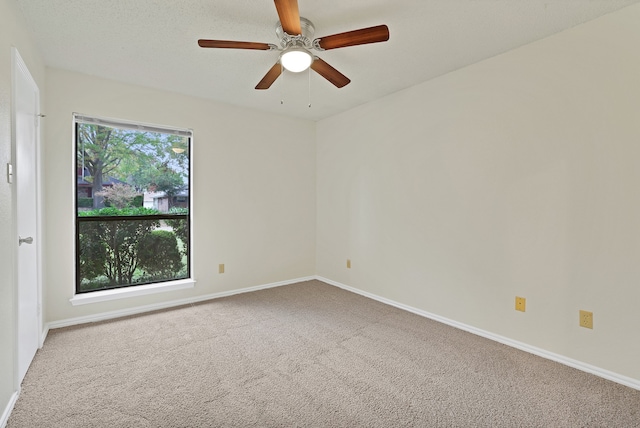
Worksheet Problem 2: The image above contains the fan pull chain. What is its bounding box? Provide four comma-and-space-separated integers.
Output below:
280, 63, 285, 105
308, 66, 312, 108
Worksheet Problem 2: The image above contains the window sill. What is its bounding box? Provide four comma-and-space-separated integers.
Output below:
69, 279, 196, 306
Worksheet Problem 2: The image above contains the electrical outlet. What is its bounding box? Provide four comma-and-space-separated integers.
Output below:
579, 310, 593, 329
515, 296, 526, 312
346, 259, 351, 269
219, 264, 225, 274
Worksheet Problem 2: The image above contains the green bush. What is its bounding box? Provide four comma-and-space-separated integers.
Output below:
138, 230, 183, 278
77, 208, 161, 289
165, 207, 189, 258
77, 206, 185, 291
78, 197, 93, 208
80, 276, 112, 291
78, 222, 107, 281
132, 194, 144, 207
79, 206, 160, 217
102, 195, 142, 208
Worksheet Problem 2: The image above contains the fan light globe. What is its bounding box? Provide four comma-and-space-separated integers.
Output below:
280, 47, 313, 72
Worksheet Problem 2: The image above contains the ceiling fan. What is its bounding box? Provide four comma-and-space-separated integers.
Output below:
197, 0, 390, 90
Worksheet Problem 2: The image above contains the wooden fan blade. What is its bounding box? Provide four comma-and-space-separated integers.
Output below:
198, 39, 273, 50
255, 63, 282, 90
315, 25, 389, 50
310, 58, 350, 88
274, 0, 301, 35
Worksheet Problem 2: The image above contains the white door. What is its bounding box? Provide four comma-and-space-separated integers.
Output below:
13, 49, 41, 385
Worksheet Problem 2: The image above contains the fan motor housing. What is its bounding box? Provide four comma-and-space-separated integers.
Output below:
276, 17, 315, 49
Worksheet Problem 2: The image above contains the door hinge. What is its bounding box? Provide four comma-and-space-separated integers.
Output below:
6, 163, 13, 184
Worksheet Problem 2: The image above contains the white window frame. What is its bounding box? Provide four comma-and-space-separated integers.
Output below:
70, 113, 195, 305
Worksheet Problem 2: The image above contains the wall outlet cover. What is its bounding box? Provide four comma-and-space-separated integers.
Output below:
579, 310, 593, 329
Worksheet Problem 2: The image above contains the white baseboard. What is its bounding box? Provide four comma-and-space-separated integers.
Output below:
47, 276, 316, 330
316, 276, 640, 392
0, 390, 19, 428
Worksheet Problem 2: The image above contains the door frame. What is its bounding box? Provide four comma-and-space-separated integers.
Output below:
11, 47, 44, 389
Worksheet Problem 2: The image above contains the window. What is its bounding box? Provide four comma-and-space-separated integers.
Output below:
74, 114, 192, 294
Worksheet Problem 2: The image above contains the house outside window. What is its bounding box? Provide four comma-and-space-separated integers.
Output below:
74, 114, 192, 294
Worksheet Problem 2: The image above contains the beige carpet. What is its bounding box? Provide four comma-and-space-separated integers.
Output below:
8, 280, 640, 427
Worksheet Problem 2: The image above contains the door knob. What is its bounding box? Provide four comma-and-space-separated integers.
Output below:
18, 236, 33, 246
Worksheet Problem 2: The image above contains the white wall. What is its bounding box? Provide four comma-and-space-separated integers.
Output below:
0, 0, 46, 419
317, 4, 640, 381
44, 69, 316, 322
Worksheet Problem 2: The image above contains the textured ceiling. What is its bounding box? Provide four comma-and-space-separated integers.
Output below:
15, 0, 640, 121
